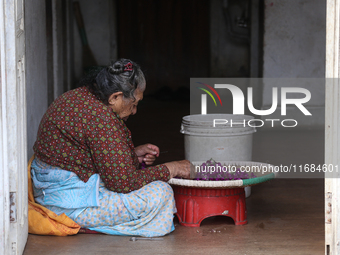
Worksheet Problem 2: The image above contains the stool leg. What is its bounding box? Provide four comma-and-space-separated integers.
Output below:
235, 196, 247, 225
176, 198, 201, 227
183, 198, 194, 223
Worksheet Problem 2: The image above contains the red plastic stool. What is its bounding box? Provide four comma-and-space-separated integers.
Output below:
171, 185, 247, 227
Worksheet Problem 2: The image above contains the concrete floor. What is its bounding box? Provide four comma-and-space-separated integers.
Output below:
23, 99, 325, 255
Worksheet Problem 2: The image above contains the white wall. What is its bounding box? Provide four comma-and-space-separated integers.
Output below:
263, 0, 326, 78
262, 0, 326, 128
25, 0, 48, 158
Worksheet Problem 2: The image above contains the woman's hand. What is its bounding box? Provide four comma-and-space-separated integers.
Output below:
164, 160, 192, 179
135, 144, 160, 165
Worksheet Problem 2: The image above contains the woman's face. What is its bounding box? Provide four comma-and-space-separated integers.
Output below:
108, 88, 144, 121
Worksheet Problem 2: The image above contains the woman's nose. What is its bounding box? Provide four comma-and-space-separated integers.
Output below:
132, 107, 137, 115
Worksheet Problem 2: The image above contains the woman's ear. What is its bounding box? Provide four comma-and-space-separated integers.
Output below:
108, 92, 123, 105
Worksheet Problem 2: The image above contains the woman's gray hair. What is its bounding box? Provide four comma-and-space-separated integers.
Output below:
86, 58, 145, 104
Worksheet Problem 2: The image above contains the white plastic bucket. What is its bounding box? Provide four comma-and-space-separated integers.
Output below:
180, 114, 256, 197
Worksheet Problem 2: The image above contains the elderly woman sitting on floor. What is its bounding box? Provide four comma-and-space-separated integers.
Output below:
31, 58, 191, 237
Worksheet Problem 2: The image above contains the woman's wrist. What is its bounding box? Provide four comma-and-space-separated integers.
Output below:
164, 162, 177, 179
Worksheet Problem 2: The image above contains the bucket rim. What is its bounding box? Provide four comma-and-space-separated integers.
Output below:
180, 114, 256, 136
180, 128, 256, 136
182, 114, 255, 122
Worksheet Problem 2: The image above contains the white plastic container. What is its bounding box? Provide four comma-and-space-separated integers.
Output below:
180, 114, 256, 197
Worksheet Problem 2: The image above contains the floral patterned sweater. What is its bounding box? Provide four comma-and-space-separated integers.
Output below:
33, 86, 170, 193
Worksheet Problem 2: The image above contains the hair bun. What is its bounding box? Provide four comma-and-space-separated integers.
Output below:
108, 63, 124, 74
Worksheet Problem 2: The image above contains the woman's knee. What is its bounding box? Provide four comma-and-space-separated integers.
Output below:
143, 181, 174, 204
153, 181, 173, 195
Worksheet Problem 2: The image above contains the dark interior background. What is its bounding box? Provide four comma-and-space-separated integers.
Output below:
117, 0, 211, 97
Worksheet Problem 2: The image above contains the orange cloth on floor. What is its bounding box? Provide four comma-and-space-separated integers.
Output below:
28, 155, 81, 236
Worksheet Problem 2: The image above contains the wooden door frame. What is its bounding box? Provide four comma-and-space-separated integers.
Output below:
325, 0, 340, 254
0, 0, 28, 254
